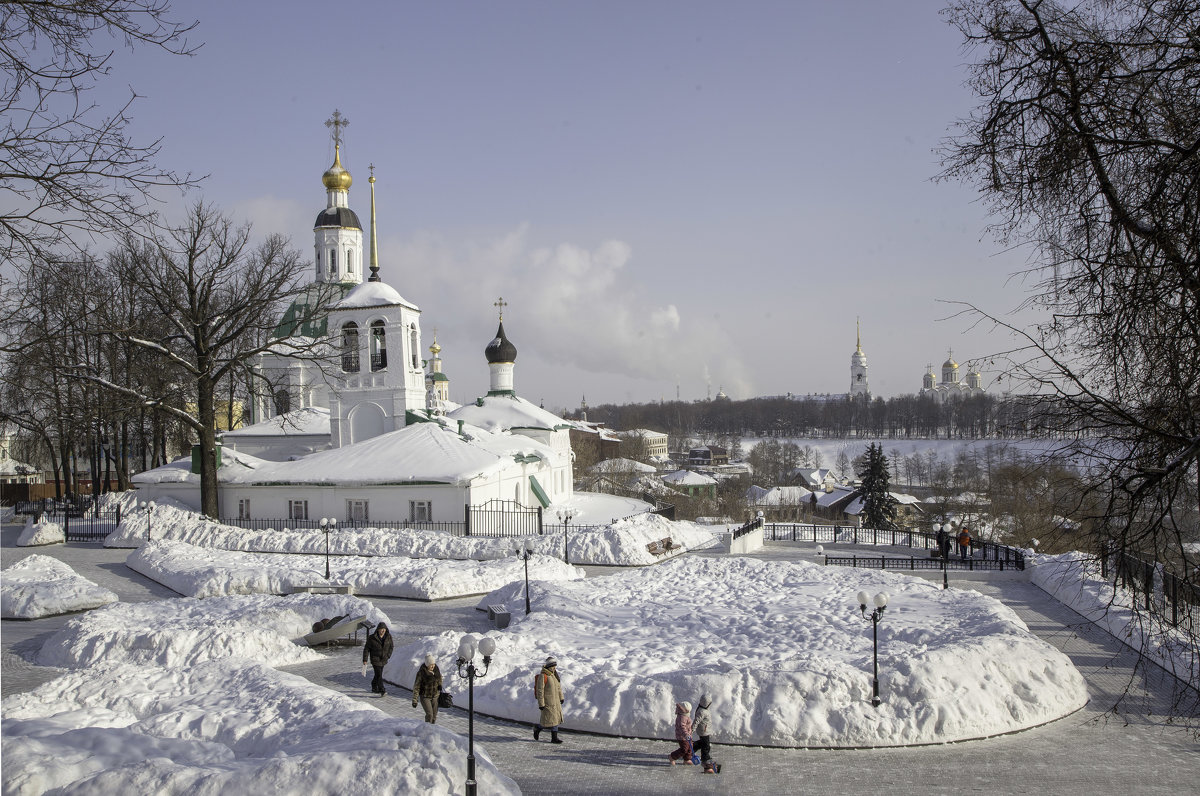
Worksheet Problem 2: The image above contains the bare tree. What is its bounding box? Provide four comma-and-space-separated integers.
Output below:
939, 0, 1199, 704
82, 204, 337, 517
1, 0, 200, 265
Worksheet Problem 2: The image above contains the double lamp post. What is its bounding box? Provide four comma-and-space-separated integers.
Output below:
455, 634, 497, 796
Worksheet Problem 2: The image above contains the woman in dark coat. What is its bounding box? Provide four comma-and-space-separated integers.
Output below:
362, 622, 394, 695
412, 653, 443, 723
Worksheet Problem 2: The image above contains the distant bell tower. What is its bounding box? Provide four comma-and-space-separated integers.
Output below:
850, 318, 869, 397
314, 109, 363, 285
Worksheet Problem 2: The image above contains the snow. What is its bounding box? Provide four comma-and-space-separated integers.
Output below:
447, 393, 569, 432
661, 469, 717, 486
17, 516, 63, 546
103, 500, 718, 567
1, 555, 118, 619
221, 406, 331, 438
1029, 551, 1199, 685
35, 593, 387, 669
589, 457, 655, 474
390, 556, 1088, 747
334, 280, 418, 310
127, 539, 584, 599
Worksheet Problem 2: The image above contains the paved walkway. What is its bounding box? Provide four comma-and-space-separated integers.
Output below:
3, 526, 1198, 795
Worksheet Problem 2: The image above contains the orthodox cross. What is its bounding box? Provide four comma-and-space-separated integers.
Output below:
325, 109, 349, 147
494, 297, 507, 321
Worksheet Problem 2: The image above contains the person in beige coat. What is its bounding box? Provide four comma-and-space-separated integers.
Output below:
533, 656, 564, 744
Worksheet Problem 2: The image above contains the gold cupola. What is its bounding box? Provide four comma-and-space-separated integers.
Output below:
322, 145, 353, 191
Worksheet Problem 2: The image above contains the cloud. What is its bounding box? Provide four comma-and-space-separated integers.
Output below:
384, 225, 752, 398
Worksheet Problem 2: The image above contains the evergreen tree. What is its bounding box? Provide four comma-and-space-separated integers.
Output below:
857, 443, 897, 530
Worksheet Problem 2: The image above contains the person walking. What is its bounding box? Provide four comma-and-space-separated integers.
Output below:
533, 656, 564, 744
958, 526, 972, 560
412, 653, 443, 723
935, 526, 949, 559
362, 622, 393, 696
693, 695, 716, 771
668, 701, 694, 764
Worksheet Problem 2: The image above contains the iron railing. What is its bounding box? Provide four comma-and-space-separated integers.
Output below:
1100, 545, 1200, 628
765, 522, 1025, 569
823, 554, 1022, 573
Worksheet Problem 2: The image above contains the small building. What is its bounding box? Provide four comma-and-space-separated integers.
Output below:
687, 446, 729, 466
660, 469, 718, 498
616, 428, 669, 461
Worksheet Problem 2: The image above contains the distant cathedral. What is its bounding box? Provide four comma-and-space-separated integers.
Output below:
920, 351, 984, 401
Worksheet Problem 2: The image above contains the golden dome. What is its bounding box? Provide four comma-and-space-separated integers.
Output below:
429, 340, 441, 355
322, 145, 353, 191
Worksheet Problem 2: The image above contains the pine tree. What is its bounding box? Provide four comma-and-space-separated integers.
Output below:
857, 443, 897, 530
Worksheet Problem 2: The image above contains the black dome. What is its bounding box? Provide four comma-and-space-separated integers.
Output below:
485, 321, 517, 363
314, 207, 362, 230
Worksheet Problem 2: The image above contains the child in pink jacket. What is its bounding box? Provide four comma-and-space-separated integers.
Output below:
667, 701, 694, 764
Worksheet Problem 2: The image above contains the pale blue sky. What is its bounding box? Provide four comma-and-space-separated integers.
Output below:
97, 0, 1036, 411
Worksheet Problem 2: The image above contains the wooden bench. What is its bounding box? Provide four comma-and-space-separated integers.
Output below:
646, 537, 677, 556
487, 604, 512, 629
292, 584, 353, 594
303, 615, 370, 647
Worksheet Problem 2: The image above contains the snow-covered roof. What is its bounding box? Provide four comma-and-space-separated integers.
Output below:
132, 449, 271, 485
333, 281, 418, 311
815, 486, 857, 508
618, 428, 667, 438
660, 469, 717, 486
447, 393, 570, 433
0, 457, 38, 476
589, 458, 655, 474
752, 486, 814, 506
221, 407, 330, 438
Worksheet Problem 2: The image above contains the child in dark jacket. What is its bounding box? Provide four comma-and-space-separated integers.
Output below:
693, 695, 721, 773
667, 701, 694, 765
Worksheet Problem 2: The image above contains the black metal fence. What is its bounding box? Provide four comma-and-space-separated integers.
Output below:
219, 517, 468, 534
22, 508, 123, 542
732, 515, 764, 541
765, 522, 1025, 570
1100, 546, 1200, 628
823, 554, 1023, 573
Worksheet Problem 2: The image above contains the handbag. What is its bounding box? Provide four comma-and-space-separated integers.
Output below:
437, 691, 453, 708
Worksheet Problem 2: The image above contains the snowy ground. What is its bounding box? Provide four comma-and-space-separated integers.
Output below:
1029, 552, 1199, 686
16, 518, 63, 547
389, 556, 1089, 747
3, 593, 519, 795
1, 555, 117, 619
128, 539, 584, 600
102, 500, 718, 567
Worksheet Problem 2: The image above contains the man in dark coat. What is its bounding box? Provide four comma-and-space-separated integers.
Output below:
412, 653, 443, 722
362, 622, 394, 695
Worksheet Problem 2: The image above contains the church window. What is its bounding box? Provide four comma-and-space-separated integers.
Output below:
274, 389, 291, 416
288, 500, 309, 521
370, 320, 387, 371
329, 248, 337, 276
410, 500, 432, 523
347, 499, 369, 522
341, 322, 360, 372
410, 326, 419, 370
237, 499, 251, 520
347, 248, 354, 273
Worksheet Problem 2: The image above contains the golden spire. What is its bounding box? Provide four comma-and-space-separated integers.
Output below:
322, 110, 352, 191
368, 164, 380, 282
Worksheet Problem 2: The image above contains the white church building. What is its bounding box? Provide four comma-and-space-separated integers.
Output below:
920, 352, 985, 400
133, 113, 574, 522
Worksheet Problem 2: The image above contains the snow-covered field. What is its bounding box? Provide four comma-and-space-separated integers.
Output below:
128, 539, 584, 600
1029, 552, 1199, 685
1, 555, 118, 619
3, 593, 519, 795
389, 556, 1089, 747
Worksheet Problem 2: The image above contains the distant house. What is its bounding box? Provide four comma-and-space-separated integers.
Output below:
616, 428, 669, 462
567, 420, 622, 467
687, 446, 729, 466
793, 468, 837, 491
661, 469, 718, 498
746, 485, 816, 521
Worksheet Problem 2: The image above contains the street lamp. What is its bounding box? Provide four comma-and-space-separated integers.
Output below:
933, 522, 948, 590
514, 538, 535, 614
320, 517, 335, 579
455, 633, 497, 796
140, 500, 156, 541
856, 590, 889, 708
556, 509, 575, 564
816, 544, 825, 564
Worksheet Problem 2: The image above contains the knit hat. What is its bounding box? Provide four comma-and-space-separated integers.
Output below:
682, 701, 692, 713
699, 694, 711, 709
545, 656, 557, 667
425, 654, 435, 666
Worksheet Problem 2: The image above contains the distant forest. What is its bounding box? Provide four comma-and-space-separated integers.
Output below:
572, 392, 1053, 443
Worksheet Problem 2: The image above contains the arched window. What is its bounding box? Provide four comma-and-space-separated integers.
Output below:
329, 248, 337, 276
370, 320, 387, 371
274, 389, 291, 416
341, 322, 360, 372
410, 326, 419, 370
315, 250, 322, 278
347, 248, 354, 273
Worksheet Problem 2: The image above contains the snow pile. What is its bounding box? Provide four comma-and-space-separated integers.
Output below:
1029, 551, 1199, 684
392, 556, 1088, 747
36, 593, 388, 669
128, 539, 584, 600
105, 501, 717, 566
16, 517, 63, 546
1, 658, 519, 795
1, 555, 118, 619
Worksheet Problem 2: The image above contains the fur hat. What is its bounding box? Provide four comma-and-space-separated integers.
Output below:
544, 656, 557, 667
425, 654, 436, 666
